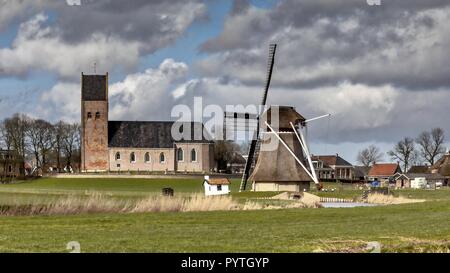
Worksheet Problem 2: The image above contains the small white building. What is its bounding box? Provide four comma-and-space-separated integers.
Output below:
203, 176, 230, 196
411, 177, 427, 189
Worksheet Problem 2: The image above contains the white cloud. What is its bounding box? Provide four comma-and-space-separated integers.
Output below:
0, 13, 140, 78
0, 0, 35, 31
0, 0, 206, 79
109, 59, 188, 121
35, 59, 189, 123
38, 82, 80, 122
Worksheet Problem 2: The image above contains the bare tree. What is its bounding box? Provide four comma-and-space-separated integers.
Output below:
62, 122, 81, 171
356, 145, 384, 167
26, 119, 55, 171
2, 114, 29, 176
214, 140, 241, 171
388, 137, 416, 173
54, 121, 66, 172
27, 119, 42, 170
239, 141, 250, 155
0, 120, 13, 151
0, 121, 12, 181
416, 128, 445, 165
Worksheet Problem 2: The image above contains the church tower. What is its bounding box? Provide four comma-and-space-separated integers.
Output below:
81, 73, 109, 172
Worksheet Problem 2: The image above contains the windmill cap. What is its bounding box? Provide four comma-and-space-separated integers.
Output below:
261, 106, 305, 130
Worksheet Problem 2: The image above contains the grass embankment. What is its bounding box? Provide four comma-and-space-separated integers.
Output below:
1, 200, 450, 252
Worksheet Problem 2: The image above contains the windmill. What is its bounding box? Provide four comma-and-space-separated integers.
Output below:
224, 44, 331, 192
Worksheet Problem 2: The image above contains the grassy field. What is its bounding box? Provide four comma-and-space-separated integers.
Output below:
1, 177, 450, 252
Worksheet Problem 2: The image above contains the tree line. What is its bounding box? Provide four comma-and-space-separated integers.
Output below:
0, 113, 80, 178
357, 127, 446, 172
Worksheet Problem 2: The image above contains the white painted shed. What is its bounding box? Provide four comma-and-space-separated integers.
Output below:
203, 176, 230, 196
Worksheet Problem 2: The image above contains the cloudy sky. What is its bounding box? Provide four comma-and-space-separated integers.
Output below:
1, 0, 449, 163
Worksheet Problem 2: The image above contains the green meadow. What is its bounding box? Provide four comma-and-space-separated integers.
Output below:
0, 177, 450, 252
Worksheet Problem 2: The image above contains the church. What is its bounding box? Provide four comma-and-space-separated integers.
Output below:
80, 73, 215, 173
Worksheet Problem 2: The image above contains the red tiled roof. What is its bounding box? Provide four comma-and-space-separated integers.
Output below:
368, 163, 401, 176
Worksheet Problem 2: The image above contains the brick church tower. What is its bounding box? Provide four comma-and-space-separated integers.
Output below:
81, 73, 109, 172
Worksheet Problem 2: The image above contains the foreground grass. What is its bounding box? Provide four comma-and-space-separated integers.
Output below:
1, 178, 450, 252
1, 200, 450, 252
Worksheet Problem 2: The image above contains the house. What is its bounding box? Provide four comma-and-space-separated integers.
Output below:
311, 154, 354, 181
367, 163, 402, 185
393, 173, 411, 188
0, 150, 24, 181
394, 173, 447, 189
354, 166, 371, 181
407, 165, 430, 174
203, 176, 230, 196
430, 151, 450, 183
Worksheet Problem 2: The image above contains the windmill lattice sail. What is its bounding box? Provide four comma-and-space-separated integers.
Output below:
239, 44, 277, 192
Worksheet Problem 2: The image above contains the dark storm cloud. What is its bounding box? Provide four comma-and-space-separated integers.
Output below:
47, 0, 205, 52
230, 0, 251, 15
202, 0, 448, 52
1, 0, 206, 53
199, 0, 450, 90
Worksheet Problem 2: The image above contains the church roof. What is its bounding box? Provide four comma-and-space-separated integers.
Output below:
81, 74, 107, 101
108, 121, 213, 148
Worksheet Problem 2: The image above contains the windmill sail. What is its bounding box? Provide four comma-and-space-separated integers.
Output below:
239, 44, 277, 192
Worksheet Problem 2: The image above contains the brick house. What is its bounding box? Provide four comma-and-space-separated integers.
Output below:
0, 150, 23, 180
311, 154, 354, 181
367, 163, 402, 184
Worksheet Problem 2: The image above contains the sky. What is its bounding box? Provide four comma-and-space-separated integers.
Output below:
0, 0, 449, 164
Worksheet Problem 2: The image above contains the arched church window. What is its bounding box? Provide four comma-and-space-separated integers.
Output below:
87, 112, 92, 119
191, 149, 197, 162
95, 112, 100, 119
130, 152, 136, 163
160, 153, 165, 163
144, 152, 150, 163
177, 148, 184, 162
115, 152, 121, 160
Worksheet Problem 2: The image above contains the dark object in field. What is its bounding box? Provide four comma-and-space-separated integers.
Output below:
162, 187, 174, 196
362, 190, 369, 200
370, 187, 390, 195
